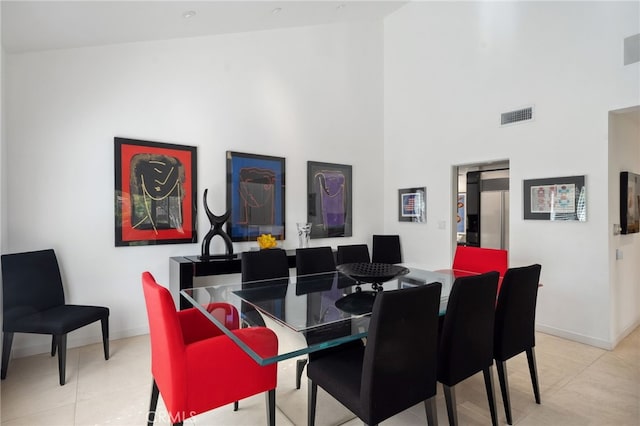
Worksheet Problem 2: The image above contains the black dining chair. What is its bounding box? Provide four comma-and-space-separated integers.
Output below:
294, 246, 338, 390
494, 264, 542, 425
308, 282, 442, 426
237, 248, 290, 409
296, 246, 336, 275
371, 234, 402, 264
240, 248, 290, 328
1, 249, 109, 386
438, 271, 500, 426
336, 244, 371, 265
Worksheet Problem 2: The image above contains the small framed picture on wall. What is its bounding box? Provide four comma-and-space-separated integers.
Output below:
398, 187, 426, 223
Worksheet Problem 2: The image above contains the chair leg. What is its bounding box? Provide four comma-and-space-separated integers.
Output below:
265, 389, 276, 426
424, 396, 438, 426
51, 335, 57, 356
101, 317, 110, 360
526, 347, 541, 404
296, 358, 307, 389
496, 360, 513, 425
148, 379, 160, 426
1, 332, 14, 380
56, 334, 67, 386
483, 367, 498, 426
234, 401, 239, 411
443, 384, 458, 426
308, 379, 318, 426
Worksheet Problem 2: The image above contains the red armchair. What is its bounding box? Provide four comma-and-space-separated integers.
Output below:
441, 246, 508, 293
452, 246, 508, 276
141, 272, 278, 426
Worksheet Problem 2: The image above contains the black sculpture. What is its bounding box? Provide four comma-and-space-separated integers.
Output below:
200, 189, 234, 260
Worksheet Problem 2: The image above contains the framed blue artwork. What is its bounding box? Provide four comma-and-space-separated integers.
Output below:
226, 151, 286, 241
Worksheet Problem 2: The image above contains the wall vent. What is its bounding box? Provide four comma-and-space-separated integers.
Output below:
501, 106, 534, 126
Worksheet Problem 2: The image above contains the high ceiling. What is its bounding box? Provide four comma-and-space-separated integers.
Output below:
1, 1, 408, 53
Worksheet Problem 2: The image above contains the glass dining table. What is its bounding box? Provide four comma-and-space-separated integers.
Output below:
180, 266, 457, 366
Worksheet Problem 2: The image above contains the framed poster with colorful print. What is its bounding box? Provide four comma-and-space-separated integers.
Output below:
523, 175, 586, 221
114, 137, 197, 246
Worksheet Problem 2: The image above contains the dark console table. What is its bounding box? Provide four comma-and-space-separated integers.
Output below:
170, 250, 297, 309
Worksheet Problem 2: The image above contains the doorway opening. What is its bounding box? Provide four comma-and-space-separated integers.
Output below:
454, 160, 510, 250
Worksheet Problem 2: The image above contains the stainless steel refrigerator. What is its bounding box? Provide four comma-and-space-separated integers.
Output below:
465, 170, 509, 250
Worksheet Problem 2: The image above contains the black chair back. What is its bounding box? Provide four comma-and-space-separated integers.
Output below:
240, 249, 290, 327
296, 246, 336, 275
372, 235, 402, 264
241, 248, 290, 283
336, 244, 370, 265
296, 246, 337, 295
361, 282, 442, 424
2, 249, 65, 319
438, 271, 499, 386
494, 264, 541, 361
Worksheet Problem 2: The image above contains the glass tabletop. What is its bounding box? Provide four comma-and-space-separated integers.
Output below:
180, 267, 456, 365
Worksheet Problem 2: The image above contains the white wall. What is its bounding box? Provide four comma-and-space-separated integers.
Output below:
0, 0, 4, 254
1, 4, 5, 348
608, 107, 640, 345
384, 1, 639, 348
4, 21, 385, 356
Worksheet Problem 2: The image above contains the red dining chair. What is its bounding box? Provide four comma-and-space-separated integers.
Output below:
141, 272, 278, 426
452, 246, 508, 276
450, 245, 508, 292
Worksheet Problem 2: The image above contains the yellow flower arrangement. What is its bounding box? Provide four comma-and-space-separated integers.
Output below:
257, 233, 277, 249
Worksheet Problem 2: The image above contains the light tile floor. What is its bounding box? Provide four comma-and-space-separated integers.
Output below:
1, 328, 638, 425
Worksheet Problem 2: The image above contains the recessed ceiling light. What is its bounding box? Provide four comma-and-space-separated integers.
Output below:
272, 7, 282, 15
182, 10, 197, 19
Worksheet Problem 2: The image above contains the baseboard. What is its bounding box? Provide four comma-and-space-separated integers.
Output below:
612, 319, 640, 348
535, 323, 614, 350
8, 326, 149, 359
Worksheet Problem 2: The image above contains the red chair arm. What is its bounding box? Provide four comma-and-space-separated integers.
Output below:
178, 303, 239, 345
183, 327, 278, 417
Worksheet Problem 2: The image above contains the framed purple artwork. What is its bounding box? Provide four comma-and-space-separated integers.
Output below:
307, 161, 352, 238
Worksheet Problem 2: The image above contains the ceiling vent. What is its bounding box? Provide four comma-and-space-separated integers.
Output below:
501, 106, 534, 126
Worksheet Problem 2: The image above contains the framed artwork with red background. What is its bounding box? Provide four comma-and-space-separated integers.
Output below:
114, 137, 197, 246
